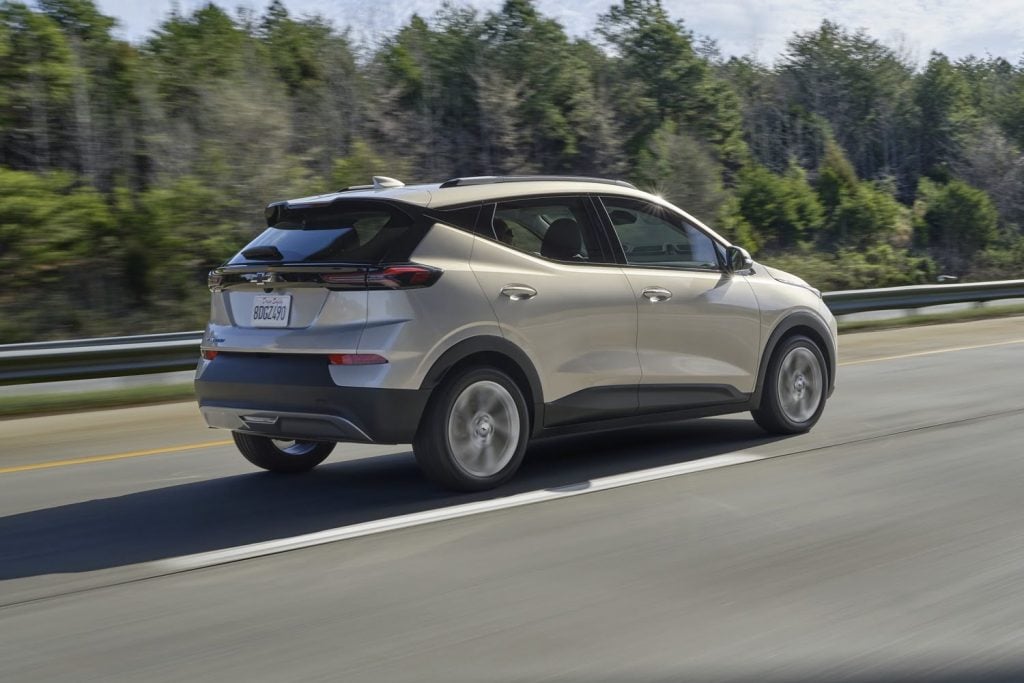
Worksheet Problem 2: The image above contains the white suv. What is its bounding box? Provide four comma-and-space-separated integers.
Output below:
195, 176, 837, 490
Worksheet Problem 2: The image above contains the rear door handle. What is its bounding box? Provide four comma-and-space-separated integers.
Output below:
500, 284, 538, 301
641, 287, 672, 303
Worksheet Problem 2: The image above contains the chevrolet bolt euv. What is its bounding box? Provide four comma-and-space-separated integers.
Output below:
195, 176, 837, 491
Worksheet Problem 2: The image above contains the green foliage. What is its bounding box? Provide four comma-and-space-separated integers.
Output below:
597, 0, 745, 166
816, 138, 858, 212
259, 0, 332, 95
815, 139, 904, 248
967, 237, 1024, 281
0, 2, 76, 167
483, 0, 600, 167
914, 52, 975, 178
632, 121, 726, 223
0, 2, 1020, 342
917, 179, 999, 272
781, 21, 912, 182
824, 183, 903, 249
735, 162, 823, 250
332, 141, 406, 190
0, 167, 118, 339
765, 245, 935, 291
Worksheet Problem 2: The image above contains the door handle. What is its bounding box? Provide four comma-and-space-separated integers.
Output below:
641, 287, 672, 303
500, 284, 538, 301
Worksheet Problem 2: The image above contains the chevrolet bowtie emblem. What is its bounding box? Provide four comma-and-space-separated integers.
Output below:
249, 272, 276, 286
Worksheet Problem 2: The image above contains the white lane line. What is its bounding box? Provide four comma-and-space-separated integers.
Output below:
157, 453, 763, 572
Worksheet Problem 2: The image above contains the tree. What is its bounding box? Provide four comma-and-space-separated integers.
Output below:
0, 2, 76, 170
914, 52, 975, 179
482, 0, 617, 172
145, 4, 248, 122
825, 183, 903, 249
0, 167, 117, 339
259, 1, 362, 176
374, 8, 485, 176
817, 138, 859, 212
0, 1, 1022, 342
918, 179, 998, 272
952, 124, 1024, 231
735, 162, 824, 250
722, 55, 828, 175
597, 0, 745, 167
633, 121, 726, 223
782, 21, 914, 187
331, 140, 404, 189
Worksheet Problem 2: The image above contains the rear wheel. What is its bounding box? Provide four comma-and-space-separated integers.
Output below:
752, 335, 827, 435
414, 367, 530, 491
232, 432, 335, 473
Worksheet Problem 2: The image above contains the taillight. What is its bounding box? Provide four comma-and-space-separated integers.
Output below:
207, 264, 442, 291
328, 353, 388, 365
320, 264, 441, 290
369, 265, 441, 289
207, 271, 224, 292
201, 350, 218, 360
319, 272, 366, 288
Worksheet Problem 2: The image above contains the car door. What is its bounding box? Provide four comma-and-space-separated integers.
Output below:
469, 196, 641, 427
597, 195, 761, 413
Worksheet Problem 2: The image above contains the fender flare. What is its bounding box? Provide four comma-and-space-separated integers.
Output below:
420, 335, 545, 433
752, 311, 836, 407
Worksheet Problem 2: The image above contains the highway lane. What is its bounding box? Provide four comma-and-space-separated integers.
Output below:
0, 317, 1023, 680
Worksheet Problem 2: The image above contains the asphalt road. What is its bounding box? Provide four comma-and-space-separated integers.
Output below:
1, 317, 1023, 682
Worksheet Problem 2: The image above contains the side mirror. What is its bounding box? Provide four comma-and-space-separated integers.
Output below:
725, 245, 753, 272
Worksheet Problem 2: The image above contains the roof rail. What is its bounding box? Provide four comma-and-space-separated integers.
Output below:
438, 175, 637, 190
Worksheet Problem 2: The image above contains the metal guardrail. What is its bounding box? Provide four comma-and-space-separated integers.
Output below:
822, 278, 1024, 315
0, 331, 204, 386
1, 279, 1022, 386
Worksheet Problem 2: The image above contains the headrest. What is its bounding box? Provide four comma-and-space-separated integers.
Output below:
541, 218, 581, 260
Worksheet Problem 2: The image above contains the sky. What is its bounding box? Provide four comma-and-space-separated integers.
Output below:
94, 0, 1024, 65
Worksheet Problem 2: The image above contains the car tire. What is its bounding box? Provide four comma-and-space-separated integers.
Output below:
232, 432, 335, 473
752, 335, 828, 435
414, 367, 530, 492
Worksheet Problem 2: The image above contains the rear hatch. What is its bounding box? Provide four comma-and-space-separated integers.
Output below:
206, 199, 438, 353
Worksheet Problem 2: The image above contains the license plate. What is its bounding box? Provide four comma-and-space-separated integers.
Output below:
251, 294, 291, 328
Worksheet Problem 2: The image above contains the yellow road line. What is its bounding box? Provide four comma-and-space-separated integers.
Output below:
839, 338, 1024, 367
0, 439, 233, 475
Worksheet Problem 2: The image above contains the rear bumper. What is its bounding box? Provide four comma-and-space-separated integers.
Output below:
194, 353, 430, 444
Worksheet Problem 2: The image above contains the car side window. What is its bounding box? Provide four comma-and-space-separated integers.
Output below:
490, 197, 607, 264
600, 197, 721, 271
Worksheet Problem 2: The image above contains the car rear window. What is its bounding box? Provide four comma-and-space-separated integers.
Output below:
229, 200, 421, 265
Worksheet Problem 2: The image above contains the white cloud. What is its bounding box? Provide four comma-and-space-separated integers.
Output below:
96, 0, 1024, 64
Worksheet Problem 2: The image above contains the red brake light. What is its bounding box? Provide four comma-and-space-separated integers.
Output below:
320, 272, 366, 287
201, 350, 218, 360
328, 353, 388, 366
367, 265, 441, 289
318, 265, 441, 290
378, 266, 435, 287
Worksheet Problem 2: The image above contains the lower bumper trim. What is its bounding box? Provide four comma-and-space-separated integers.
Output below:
202, 406, 373, 443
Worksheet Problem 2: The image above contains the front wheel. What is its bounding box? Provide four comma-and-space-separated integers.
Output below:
413, 367, 530, 491
752, 335, 828, 435
232, 432, 335, 473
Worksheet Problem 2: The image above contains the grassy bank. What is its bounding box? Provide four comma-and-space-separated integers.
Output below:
0, 384, 196, 419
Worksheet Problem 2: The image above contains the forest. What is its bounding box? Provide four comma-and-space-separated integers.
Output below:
1, 0, 1023, 342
